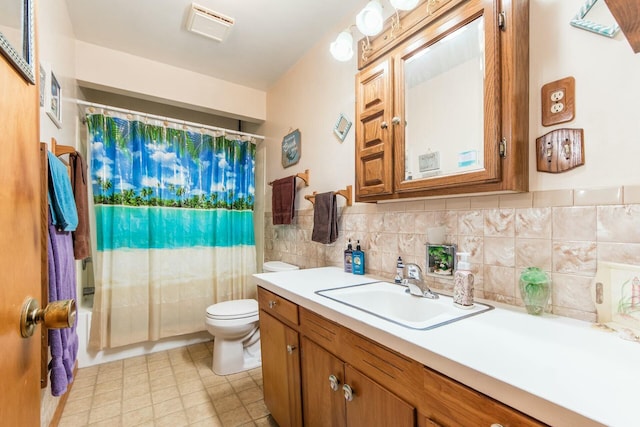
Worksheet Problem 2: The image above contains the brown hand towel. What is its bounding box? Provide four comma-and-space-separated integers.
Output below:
272, 176, 296, 225
311, 192, 338, 244
69, 151, 91, 260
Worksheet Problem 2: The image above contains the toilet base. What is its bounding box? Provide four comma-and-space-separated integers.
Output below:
211, 334, 262, 376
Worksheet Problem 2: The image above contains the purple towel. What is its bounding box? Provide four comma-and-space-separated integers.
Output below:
48, 214, 79, 396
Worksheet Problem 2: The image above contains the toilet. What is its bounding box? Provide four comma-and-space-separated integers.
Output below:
204, 261, 299, 375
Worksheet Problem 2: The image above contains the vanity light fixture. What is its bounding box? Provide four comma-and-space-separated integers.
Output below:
390, 0, 420, 10
356, 0, 385, 36
330, 29, 355, 61
331, 0, 421, 62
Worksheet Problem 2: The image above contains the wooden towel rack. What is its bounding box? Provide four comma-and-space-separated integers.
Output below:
50, 137, 75, 178
304, 185, 352, 207
268, 169, 310, 187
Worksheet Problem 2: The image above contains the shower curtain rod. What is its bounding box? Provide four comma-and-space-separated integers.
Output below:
75, 100, 265, 141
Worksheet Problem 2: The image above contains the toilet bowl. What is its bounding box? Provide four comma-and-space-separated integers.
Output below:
205, 299, 261, 375
205, 261, 298, 375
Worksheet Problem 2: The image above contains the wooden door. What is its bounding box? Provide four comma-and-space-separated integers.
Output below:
259, 311, 302, 427
344, 365, 415, 427
0, 48, 42, 424
301, 337, 346, 427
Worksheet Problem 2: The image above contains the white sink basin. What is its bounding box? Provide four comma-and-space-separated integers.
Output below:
316, 281, 493, 330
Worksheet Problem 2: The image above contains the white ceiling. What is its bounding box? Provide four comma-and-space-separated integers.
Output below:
64, 0, 361, 91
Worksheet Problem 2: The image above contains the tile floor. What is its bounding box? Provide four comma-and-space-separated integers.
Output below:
58, 341, 277, 427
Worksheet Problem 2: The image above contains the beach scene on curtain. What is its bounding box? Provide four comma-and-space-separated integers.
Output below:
86, 111, 257, 349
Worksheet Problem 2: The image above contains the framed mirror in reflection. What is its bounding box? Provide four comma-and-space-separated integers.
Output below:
404, 16, 485, 181
333, 113, 352, 142
0, 0, 36, 84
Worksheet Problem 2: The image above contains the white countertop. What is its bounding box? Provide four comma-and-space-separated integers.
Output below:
253, 267, 640, 427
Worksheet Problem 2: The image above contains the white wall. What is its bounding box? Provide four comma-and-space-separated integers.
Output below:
262, 0, 640, 206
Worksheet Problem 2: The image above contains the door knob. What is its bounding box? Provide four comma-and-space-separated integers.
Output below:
20, 297, 76, 338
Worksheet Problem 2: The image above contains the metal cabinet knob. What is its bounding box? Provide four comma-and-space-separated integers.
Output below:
286, 344, 296, 354
381, 121, 388, 129
342, 384, 354, 402
329, 374, 340, 391
392, 116, 401, 125
268, 300, 277, 309
490, 424, 504, 427
20, 297, 76, 338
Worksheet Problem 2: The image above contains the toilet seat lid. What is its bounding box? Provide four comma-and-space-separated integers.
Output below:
206, 299, 258, 319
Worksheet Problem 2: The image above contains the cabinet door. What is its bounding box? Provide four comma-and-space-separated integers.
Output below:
260, 311, 302, 427
301, 337, 347, 427
344, 365, 415, 427
355, 57, 394, 199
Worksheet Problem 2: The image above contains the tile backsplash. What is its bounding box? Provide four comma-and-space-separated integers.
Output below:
264, 186, 640, 322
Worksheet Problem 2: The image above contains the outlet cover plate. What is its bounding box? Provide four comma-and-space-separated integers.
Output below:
541, 76, 575, 127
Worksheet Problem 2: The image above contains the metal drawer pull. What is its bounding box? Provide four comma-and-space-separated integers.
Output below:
342, 383, 354, 401
286, 344, 296, 354
268, 300, 277, 309
329, 374, 340, 391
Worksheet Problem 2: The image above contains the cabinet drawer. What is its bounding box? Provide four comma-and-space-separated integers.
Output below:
258, 287, 299, 326
421, 367, 546, 427
341, 329, 422, 407
299, 307, 340, 354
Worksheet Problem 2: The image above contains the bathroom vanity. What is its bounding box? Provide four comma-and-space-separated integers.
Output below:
254, 267, 640, 427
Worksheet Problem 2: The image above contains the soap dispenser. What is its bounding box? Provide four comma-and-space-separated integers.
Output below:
352, 240, 365, 275
453, 252, 474, 308
344, 239, 353, 273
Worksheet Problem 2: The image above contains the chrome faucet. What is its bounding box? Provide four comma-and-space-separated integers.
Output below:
403, 263, 439, 299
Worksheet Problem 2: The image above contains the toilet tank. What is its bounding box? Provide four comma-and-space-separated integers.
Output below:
263, 261, 299, 272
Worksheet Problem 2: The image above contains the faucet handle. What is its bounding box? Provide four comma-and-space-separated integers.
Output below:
405, 263, 422, 280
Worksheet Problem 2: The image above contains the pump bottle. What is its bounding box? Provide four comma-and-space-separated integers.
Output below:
453, 252, 474, 308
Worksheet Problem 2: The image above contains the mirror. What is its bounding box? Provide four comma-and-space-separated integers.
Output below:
0, 0, 35, 84
403, 16, 485, 181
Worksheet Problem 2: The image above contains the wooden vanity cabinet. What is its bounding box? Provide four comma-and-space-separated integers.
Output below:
420, 367, 546, 427
301, 337, 415, 427
258, 288, 302, 427
355, 0, 529, 201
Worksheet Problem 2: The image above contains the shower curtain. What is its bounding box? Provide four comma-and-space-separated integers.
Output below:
86, 109, 257, 349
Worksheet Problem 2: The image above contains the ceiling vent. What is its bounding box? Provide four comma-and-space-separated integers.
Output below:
186, 3, 235, 42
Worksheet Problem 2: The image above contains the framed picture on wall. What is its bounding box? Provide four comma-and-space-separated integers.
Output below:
281, 129, 301, 168
46, 70, 62, 129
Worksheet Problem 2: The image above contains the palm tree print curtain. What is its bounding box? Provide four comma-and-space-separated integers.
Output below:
87, 110, 257, 349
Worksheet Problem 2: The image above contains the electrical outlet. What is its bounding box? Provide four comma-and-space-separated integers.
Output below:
550, 90, 564, 102
541, 77, 575, 127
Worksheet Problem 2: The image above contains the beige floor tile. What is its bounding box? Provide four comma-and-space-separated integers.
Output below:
151, 384, 180, 404
230, 376, 256, 393
207, 382, 234, 400
96, 368, 123, 384
189, 416, 223, 427
237, 387, 263, 405
94, 377, 123, 394
150, 373, 177, 391
218, 406, 252, 427
147, 350, 169, 362
147, 358, 172, 372
254, 415, 278, 427
121, 392, 152, 414
122, 381, 150, 400
88, 400, 122, 424
177, 378, 204, 395
123, 355, 147, 368
154, 409, 189, 427
226, 371, 250, 381
92, 388, 122, 408
122, 405, 154, 427
245, 400, 269, 420
123, 371, 149, 387
61, 395, 93, 415
181, 389, 212, 409
186, 400, 218, 424
58, 410, 90, 427
88, 414, 122, 427
213, 394, 243, 414
174, 368, 200, 384
123, 362, 149, 377
153, 396, 183, 418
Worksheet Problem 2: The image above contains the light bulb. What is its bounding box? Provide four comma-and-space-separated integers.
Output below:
330, 30, 354, 61
356, 0, 384, 36
390, 0, 419, 10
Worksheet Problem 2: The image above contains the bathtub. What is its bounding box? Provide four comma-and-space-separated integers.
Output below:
75, 303, 211, 368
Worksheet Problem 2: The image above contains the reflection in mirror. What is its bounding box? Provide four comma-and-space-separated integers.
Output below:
0, 0, 35, 84
404, 16, 485, 181
334, 113, 353, 142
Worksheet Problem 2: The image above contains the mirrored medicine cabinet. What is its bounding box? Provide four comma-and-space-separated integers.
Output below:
355, 0, 529, 201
